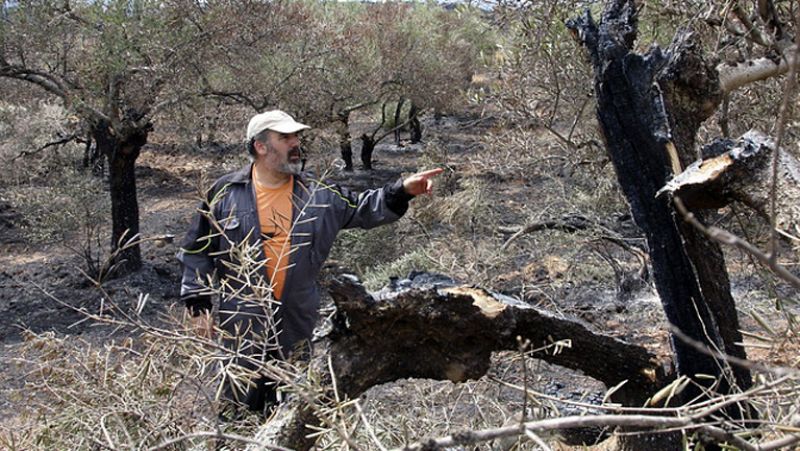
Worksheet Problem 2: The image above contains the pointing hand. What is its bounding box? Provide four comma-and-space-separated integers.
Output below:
402, 168, 445, 196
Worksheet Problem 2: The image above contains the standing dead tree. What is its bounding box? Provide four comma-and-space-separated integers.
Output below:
566, 0, 800, 434
567, 0, 752, 408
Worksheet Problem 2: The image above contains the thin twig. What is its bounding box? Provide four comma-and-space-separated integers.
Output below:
147, 431, 293, 451
12, 132, 85, 161
673, 197, 800, 291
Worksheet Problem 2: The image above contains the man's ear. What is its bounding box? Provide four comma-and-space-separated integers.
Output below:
253, 139, 267, 156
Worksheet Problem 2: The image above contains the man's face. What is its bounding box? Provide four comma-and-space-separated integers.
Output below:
257, 131, 303, 175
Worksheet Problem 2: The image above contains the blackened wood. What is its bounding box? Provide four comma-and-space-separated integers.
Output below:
337, 114, 354, 172
360, 133, 375, 170
567, 0, 751, 399
409, 103, 422, 143
250, 274, 669, 450
326, 275, 666, 404
662, 131, 800, 233
93, 119, 150, 275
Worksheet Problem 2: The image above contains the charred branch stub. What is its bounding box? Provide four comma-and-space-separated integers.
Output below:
660, 130, 800, 235
567, 0, 751, 405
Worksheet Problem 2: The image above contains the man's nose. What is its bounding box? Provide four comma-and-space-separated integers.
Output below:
289, 135, 301, 147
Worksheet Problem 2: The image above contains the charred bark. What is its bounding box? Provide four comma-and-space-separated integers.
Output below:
394, 97, 406, 145
336, 114, 353, 172
409, 102, 422, 143
661, 131, 800, 234
250, 273, 669, 450
567, 0, 750, 421
327, 275, 665, 402
360, 133, 375, 170
81, 135, 104, 176
93, 120, 151, 275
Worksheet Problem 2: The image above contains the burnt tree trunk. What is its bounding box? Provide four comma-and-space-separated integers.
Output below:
394, 97, 406, 145
251, 273, 669, 450
567, 0, 750, 425
93, 120, 151, 275
336, 113, 353, 172
82, 135, 103, 176
409, 102, 422, 143
360, 133, 375, 170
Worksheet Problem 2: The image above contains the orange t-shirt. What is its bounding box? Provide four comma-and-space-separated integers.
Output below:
253, 173, 294, 301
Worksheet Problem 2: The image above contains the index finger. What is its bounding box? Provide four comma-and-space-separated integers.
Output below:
416, 168, 445, 178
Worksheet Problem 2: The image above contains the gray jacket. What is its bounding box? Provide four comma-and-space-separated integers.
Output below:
177, 163, 412, 353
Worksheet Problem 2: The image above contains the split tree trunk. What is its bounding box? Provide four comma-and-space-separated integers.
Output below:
567, 0, 751, 437
92, 120, 151, 275
661, 130, 800, 234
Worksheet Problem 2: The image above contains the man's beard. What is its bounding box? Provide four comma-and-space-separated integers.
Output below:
266, 143, 303, 175
281, 147, 303, 174
280, 160, 303, 175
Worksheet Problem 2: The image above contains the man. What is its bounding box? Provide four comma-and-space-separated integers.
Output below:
177, 109, 442, 415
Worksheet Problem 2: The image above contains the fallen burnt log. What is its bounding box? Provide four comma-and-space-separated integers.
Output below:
250, 272, 669, 450
659, 130, 800, 236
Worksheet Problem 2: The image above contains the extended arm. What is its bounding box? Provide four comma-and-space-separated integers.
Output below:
336, 168, 444, 229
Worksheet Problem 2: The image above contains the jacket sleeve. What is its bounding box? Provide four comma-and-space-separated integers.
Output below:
337, 177, 415, 229
176, 189, 217, 316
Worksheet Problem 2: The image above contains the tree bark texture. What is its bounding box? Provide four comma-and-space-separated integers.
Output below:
249, 273, 669, 450
567, 0, 751, 404
394, 97, 406, 145
93, 120, 151, 275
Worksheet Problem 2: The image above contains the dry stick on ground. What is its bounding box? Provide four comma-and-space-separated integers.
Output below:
499, 215, 647, 274
392, 411, 797, 451
394, 374, 800, 451
500, 214, 605, 251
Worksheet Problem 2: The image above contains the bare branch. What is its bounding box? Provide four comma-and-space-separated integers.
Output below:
718, 45, 799, 93
148, 431, 293, 451
0, 63, 68, 98
767, 28, 800, 262
11, 132, 87, 161
729, 2, 773, 48
391, 413, 765, 451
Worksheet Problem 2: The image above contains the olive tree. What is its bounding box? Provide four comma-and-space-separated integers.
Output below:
0, 0, 314, 274
0, 0, 229, 273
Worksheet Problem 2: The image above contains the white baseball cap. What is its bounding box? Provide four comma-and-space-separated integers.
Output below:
246, 110, 310, 140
